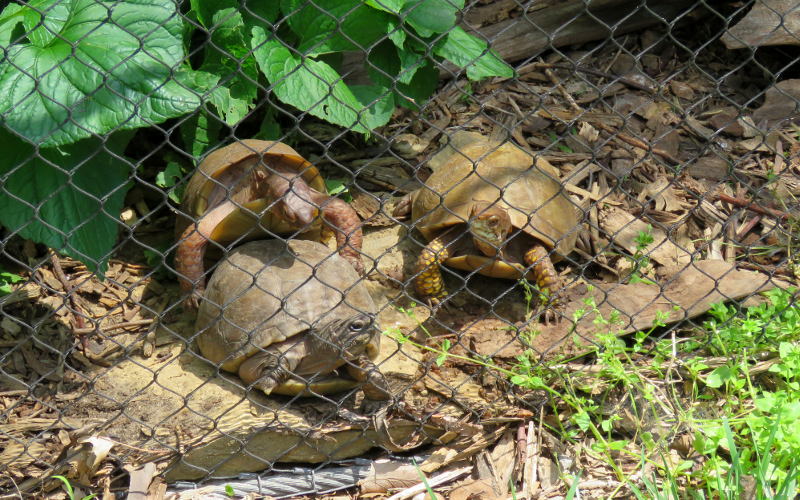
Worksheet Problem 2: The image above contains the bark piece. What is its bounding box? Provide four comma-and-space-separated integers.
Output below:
721, 0, 800, 49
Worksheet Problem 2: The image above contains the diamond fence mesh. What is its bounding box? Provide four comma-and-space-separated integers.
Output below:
1, 0, 799, 497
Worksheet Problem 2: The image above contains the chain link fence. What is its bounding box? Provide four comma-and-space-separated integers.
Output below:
1, 0, 799, 497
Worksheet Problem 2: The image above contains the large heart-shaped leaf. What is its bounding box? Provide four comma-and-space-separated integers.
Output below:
0, 0, 200, 147
281, 0, 394, 56
252, 28, 371, 134
0, 129, 132, 276
435, 26, 514, 80
403, 0, 464, 38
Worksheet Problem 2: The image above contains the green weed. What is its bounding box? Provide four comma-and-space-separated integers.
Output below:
0, 268, 24, 296
627, 225, 656, 284
51, 476, 96, 500
389, 287, 800, 497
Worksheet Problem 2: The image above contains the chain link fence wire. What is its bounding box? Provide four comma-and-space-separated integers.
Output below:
1, 0, 799, 496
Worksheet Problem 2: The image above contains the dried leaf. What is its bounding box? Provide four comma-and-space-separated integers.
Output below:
448, 479, 500, 500
359, 459, 420, 495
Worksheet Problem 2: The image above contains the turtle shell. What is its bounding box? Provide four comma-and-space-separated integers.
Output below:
411, 131, 578, 275
176, 140, 326, 244
195, 239, 378, 394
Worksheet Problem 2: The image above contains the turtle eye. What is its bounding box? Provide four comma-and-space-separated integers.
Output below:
486, 216, 498, 226
349, 319, 367, 332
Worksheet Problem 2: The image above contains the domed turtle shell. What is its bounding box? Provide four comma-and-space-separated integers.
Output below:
195, 239, 379, 395
176, 140, 326, 244
410, 131, 578, 277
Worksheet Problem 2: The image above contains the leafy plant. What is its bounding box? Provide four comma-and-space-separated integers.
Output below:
627, 225, 655, 284
0, 0, 199, 276
324, 178, 352, 202
0, 0, 513, 278
51, 475, 96, 500
186, 0, 513, 148
155, 162, 186, 205
391, 288, 800, 497
411, 458, 438, 499
0, 268, 24, 295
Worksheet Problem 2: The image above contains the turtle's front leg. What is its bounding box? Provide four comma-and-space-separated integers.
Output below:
175, 201, 239, 309
414, 235, 452, 306
238, 342, 306, 395
524, 245, 562, 323
346, 357, 391, 401
317, 195, 365, 275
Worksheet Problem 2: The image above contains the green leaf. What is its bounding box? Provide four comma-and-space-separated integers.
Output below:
0, 270, 24, 296
252, 29, 371, 133
435, 339, 451, 366
155, 162, 184, 204
366, 0, 405, 14
706, 365, 735, 388
241, 1, 280, 26
21, 0, 70, 47
397, 47, 427, 84
191, 6, 259, 125
256, 106, 283, 141
1, 0, 201, 147
572, 410, 591, 432
434, 26, 514, 80
368, 42, 438, 110
52, 476, 74, 498
0, 129, 132, 277
386, 19, 406, 48
403, 0, 464, 38
325, 179, 348, 197
281, 0, 394, 55
178, 69, 251, 129
179, 109, 223, 159
0, 3, 26, 46
190, 0, 236, 28
350, 85, 395, 129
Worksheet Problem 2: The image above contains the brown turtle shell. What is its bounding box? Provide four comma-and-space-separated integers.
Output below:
195, 239, 379, 395
176, 140, 326, 245
411, 131, 578, 277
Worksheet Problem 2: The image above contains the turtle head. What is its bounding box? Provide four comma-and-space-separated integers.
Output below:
254, 169, 320, 226
469, 203, 512, 257
276, 188, 319, 226
318, 313, 380, 360
257, 171, 319, 227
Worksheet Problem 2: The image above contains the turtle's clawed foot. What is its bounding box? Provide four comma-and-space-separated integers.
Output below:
539, 295, 565, 325
183, 287, 204, 311
345, 254, 366, 276
541, 307, 561, 325
422, 293, 455, 315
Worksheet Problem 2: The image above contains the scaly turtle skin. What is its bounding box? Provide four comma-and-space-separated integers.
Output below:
195, 239, 387, 398
396, 131, 578, 315
175, 140, 364, 308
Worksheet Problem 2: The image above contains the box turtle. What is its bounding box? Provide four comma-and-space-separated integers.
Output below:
175, 140, 364, 308
395, 131, 578, 313
195, 239, 386, 398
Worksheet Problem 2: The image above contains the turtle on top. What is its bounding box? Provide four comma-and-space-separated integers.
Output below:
174, 140, 364, 309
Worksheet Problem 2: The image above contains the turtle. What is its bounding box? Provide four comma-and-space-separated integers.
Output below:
195, 239, 387, 399
175, 140, 364, 308
394, 131, 579, 314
